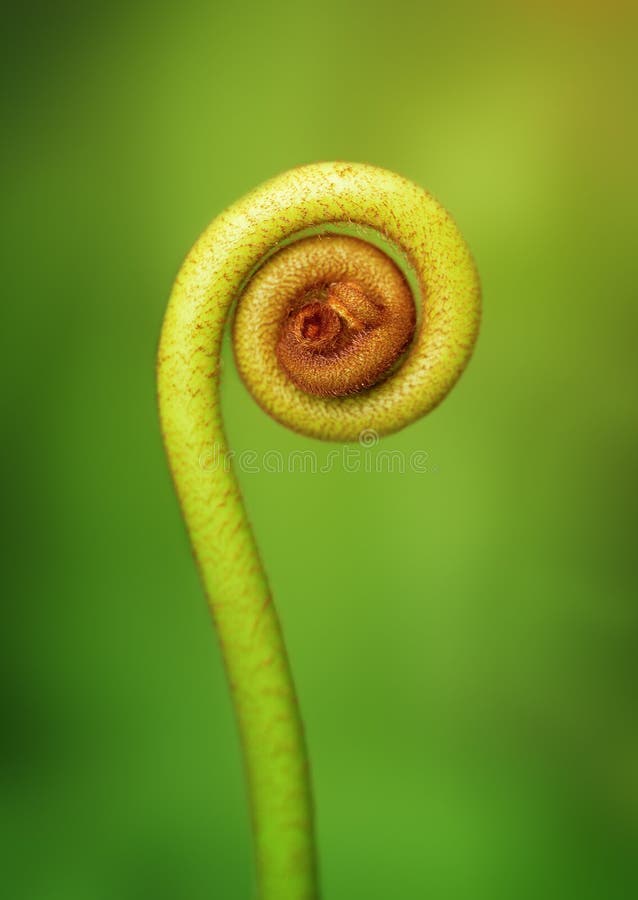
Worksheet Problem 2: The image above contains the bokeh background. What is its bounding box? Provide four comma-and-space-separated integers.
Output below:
2, 2, 637, 898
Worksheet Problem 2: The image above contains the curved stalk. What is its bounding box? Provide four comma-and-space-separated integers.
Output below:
157, 162, 480, 899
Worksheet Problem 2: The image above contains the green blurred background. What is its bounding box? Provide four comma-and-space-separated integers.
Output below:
2, 2, 637, 898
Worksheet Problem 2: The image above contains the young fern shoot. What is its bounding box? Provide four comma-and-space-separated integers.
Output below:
157, 162, 480, 900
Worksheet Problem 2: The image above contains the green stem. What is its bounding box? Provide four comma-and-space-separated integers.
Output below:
157, 162, 480, 899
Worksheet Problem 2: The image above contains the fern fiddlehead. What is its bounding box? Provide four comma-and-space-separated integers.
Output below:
157, 162, 480, 899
